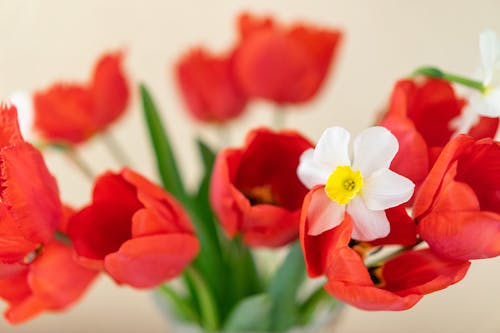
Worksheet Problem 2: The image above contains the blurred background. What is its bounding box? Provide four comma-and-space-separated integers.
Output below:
0, 0, 499, 332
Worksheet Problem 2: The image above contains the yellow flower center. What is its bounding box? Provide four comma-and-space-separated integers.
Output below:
325, 165, 363, 205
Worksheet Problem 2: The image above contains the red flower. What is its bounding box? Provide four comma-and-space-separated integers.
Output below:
0, 240, 97, 324
380, 78, 499, 187
414, 135, 500, 260
233, 13, 342, 104
0, 104, 62, 271
67, 168, 199, 288
324, 246, 470, 311
210, 128, 313, 247
33, 51, 129, 144
176, 48, 247, 123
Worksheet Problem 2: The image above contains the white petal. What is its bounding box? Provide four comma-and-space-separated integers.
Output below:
347, 196, 390, 241
8, 91, 34, 141
470, 88, 500, 117
297, 149, 331, 188
361, 168, 415, 210
479, 29, 499, 85
307, 189, 346, 236
352, 126, 399, 177
313, 127, 351, 168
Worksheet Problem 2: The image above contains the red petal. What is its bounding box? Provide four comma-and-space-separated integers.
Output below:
380, 114, 429, 187
468, 115, 499, 140
370, 205, 417, 246
176, 48, 247, 123
0, 104, 24, 146
413, 135, 473, 218
29, 241, 98, 309
382, 249, 470, 295
324, 247, 422, 310
234, 17, 342, 104
104, 234, 199, 288
91, 51, 129, 127
0, 144, 62, 246
123, 168, 194, 234
33, 84, 96, 144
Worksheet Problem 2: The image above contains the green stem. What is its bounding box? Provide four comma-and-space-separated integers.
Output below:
101, 131, 132, 167
298, 287, 333, 325
184, 266, 220, 330
367, 240, 423, 268
412, 66, 487, 93
158, 284, 199, 323
273, 106, 286, 130
63, 148, 95, 181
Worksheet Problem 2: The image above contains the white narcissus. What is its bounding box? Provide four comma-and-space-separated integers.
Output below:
297, 126, 414, 241
454, 29, 500, 134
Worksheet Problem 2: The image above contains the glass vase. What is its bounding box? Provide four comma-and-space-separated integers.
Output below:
154, 291, 345, 333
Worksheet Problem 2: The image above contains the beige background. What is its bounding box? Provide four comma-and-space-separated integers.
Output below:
1, 0, 500, 332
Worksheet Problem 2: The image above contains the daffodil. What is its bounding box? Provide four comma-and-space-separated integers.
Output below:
297, 126, 415, 241
453, 29, 500, 134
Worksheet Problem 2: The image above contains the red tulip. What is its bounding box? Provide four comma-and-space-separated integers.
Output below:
380, 78, 498, 187
324, 247, 470, 311
414, 135, 500, 260
210, 128, 313, 247
67, 168, 199, 288
33, 51, 129, 144
0, 104, 62, 270
176, 48, 247, 123
0, 240, 97, 324
234, 13, 342, 104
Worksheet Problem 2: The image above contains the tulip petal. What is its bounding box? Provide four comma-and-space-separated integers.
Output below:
382, 249, 471, 296
369, 205, 417, 246
352, 126, 398, 176
347, 197, 390, 241
105, 233, 199, 288
0, 104, 24, 146
306, 188, 346, 236
362, 168, 414, 210
324, 247, 422, 310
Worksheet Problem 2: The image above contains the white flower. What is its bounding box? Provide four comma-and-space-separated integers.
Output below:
453, 29, 500, 134
8, 91, 34, 141
297, 126, 414, 241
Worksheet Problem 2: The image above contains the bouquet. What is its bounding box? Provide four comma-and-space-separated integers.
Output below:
0, 11, 499, 333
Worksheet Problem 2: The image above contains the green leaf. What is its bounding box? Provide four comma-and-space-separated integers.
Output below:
139, 84, 187, 202
224, 237, 263, 313
193, 138, 216, 218
184, 267, 220, 330
223, 294, 272, 331
268, 241, 306, 331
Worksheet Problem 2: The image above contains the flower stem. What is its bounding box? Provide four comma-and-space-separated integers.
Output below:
101, 131, 132, 167
63, 148, 96, 181
298, 287, 334, 325
412, 66, 488, 93
158, 284, 199, 323
184, 266, 220, 330
273, 106, 286, 130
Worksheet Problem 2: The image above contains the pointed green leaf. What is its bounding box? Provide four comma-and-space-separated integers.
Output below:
268, 241, 306, 331
139, 83, 187, 202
